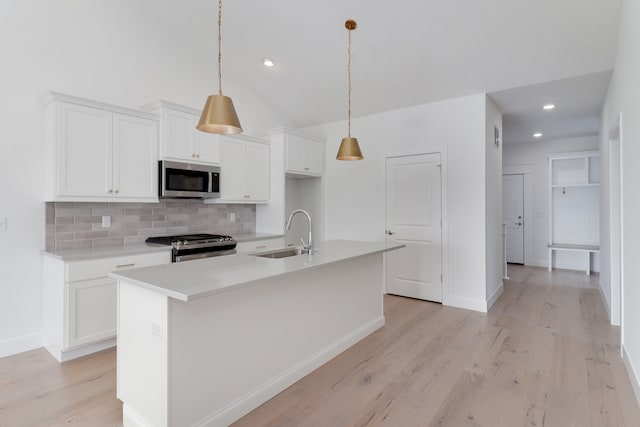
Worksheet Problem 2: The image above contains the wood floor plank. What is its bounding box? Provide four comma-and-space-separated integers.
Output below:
1, 265, 639, 427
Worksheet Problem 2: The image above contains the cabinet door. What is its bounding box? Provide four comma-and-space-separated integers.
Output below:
57, 103, 112, 196
194, 130, 221, 164
112, 114, 158, 199
304, 140, 324, 176
66, 277, 117, 348
286, 135, 305, 173
220, 137, 246, 200
245, 141, 270, 201
163, 109, 195, 161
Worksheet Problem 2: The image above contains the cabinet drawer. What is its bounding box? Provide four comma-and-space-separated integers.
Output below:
236, 238, 286, 254
66, 251, 170, 282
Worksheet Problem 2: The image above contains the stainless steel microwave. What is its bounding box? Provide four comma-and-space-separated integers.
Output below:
159, 161, 220, 199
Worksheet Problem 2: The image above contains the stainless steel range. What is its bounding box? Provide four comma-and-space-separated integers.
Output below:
146, 233, 237, 262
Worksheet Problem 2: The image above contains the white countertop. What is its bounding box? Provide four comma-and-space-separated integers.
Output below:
41, 242, 171, 261
41, 233, 285, 261
109, 240, 404, 302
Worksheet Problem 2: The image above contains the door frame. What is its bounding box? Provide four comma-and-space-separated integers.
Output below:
383, 146, 449, 305
502, 173, 525, 264
608, 113, 623, 332
503, 164, 538, 266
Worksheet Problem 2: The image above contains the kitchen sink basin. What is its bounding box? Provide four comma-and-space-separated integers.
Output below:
251, 247, 310, 259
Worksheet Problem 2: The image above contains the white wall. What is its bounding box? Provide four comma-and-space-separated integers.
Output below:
0, 1, 289, 357
503, 136, 600, 271
303, 94, 492, 312
284, 178, 323, 246
600, 0, 640, 400
485, 97, 503, 308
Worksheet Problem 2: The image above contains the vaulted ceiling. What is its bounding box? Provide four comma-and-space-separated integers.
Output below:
138, 0, 622, 132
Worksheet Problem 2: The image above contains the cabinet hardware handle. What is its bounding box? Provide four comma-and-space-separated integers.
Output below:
304, 167, 309, 171
197, 154, 200, 158
192, 154, 196, 158
108, 189, 113, 193
256, 245, 267, 249
115, 190, 119, 194
116, 263, 135, 268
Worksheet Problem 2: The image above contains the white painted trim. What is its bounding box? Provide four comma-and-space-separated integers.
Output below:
503, 164, 534, 175
383, 146, 449, 306
446, 294, 488, 313
122, 404, 148, 427
0, 332, 43, 358
487, 281, 504, 311
623, 346, 640, 407
599, 284, 611, 321
41, 91, 158, 120
547, 150, 600, 160
195, 316, 385, 427
45, 337, 117, 362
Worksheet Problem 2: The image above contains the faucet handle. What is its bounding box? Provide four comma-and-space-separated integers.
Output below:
300, 238, 309, 249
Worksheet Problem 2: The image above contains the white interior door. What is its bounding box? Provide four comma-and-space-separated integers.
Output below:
503, 174, 524, 264
385, 154, 442, 302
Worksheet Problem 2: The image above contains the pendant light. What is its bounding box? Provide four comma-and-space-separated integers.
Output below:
197, 0, 242, 135
336, 19, 363, 161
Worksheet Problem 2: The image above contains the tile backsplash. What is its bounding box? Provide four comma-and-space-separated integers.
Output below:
45, 200, 256, 250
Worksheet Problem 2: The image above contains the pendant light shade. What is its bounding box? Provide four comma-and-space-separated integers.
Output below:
336, 137, 363, 160
197, 94, 242, 134
197, 0, 242, 135
337, 19, 362, 161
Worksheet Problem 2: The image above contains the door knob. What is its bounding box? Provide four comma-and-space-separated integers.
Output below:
518, 216, 522, 219
516, 222, 522, 226
386, 230, 395, 235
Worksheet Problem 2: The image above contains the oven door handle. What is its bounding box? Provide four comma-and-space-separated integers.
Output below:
174, 249, 236, 262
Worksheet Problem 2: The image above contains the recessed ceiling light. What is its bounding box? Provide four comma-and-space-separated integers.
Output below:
533, 133, 543, 138
262, 58, 276, 68
543, 104, 555, 110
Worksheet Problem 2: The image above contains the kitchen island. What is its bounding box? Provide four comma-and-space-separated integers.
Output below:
110, 240, 403, 427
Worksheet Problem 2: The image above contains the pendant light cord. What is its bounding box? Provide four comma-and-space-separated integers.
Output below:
217, 0, 223, 96
347, 27, 352, 137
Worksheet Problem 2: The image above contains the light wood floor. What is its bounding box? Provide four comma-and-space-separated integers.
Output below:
2, 265, 639, 426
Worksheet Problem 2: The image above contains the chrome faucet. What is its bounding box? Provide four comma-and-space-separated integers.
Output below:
285, 209, 313, 253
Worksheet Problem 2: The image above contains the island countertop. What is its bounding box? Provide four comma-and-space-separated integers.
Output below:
109, 240, 403, 302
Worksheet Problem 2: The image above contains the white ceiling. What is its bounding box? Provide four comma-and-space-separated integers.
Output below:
138, 0, 622, 130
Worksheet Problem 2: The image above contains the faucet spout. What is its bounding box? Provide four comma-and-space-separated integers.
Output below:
285, 209, 313, 253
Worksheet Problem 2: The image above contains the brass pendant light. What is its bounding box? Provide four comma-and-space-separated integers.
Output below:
336, 19, 363, 161
197, 0, 242, 135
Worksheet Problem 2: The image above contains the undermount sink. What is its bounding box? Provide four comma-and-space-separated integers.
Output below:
251, 247, 310, 259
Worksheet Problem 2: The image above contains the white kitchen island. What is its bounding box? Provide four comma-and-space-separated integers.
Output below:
109, 240, 403, 427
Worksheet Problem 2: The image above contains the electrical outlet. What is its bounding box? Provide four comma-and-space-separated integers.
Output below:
229, 212, 236, 222
0, 217, 6, 232
102, 216, 111, 228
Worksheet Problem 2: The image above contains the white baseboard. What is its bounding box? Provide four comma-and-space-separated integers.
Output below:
623, 345, 640, 407
445, 294, 488, 313
598, 284, 612, 323
487, 282, 504, 311
197, 316, 386, 427
122, 404, 148, 427
0, 332, 43, 358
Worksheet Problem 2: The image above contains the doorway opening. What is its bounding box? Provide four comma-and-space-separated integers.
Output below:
609, 114, 622, 329
503, 174, 525, 264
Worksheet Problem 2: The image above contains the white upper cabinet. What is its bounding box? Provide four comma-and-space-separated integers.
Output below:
143, 100, 220, 165
215, 135, 270, 203
43, 92, 159, 202
285, 132, 324, 177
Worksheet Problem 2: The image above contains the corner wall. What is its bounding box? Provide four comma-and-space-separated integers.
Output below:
600, 0, 640, 402
485, 97, 503, 309
303, 94, 490, 312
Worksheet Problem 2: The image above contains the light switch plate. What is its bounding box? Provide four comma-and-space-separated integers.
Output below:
0, 217, 6, 232
102, 216, 111, 228
229, 212, 236, 222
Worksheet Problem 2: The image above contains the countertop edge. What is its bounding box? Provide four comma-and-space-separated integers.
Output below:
109, 241, 404, 302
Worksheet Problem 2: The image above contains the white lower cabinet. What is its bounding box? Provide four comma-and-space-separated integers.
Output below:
67, 277, 117, 348
43, 251, 170, 362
